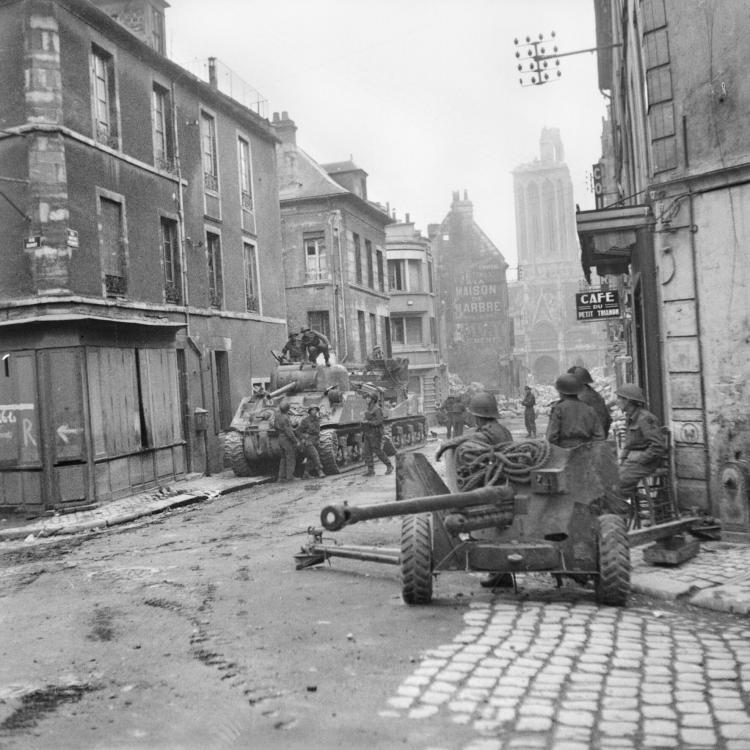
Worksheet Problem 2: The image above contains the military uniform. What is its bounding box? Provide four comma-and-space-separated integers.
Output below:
362, 400, 393, 475
446, 397, 466, 438
521, 389, 536, 437
281, 335, 304, 363
619, 405, 666, 494
297, 410, 324, 477
546, 397, 605, 448
476, 420, 513, 445
300, 328, 331, 366
275, 409, 299, 481
578, 384, 612, 438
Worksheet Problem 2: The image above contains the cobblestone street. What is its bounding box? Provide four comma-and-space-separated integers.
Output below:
384, 597, 750, 749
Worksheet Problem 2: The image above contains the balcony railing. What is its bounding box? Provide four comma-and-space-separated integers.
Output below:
164, 281, 182, 304
204, 172, 219, 192
245, 294, 259, 313
105, 274, 127, 296
95, 122, 119, 150
304, 269, 331, 284
208, 288, 223, 308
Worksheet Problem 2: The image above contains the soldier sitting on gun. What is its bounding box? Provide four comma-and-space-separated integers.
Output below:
616, 383, 667, 499
297, 405, 324, 478
467, 392, 513, 445
300, 327, 331, 367
546, 373, 605, 448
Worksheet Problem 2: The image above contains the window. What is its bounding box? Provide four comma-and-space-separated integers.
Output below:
391, 316, 423, 346
100, 196, 126, 296
152, 84, 173, 170
358, 311, 367, 361
381, 315, 391, 356
388, 259, 405, 291
430, 317, 437, 345
151, 6, 165, 54
376, 250, 385, 292
369, 313, 377, 350
353, 233, 362, 284
243, 241, 259, 312
238, 136, 254, 231
308, 311, 330, 340
161, 217, 181, 303
206, 232, 223, 308
365, 239, 374, 288
427, 261, 434, 293
304, 232, 328, 282
91, 45, 117, 147
408, 260, 423, 291
201, 111, 219, 192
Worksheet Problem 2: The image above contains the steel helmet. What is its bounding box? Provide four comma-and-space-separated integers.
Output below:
468, 392, 499, 418
616, 383, 646, 403
567, 365, 593, 384
555, 373, 583, 395
278, 400, 291, 413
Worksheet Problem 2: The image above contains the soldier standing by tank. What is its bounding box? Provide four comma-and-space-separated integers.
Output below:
361, 391, 393, 476
281, 332, 304, 363
446, 396, 466, 438
275, 400, 300, 483
297, 405, 324, 478
300, 327, 331, 367
546, 373, 605, 448
616, 383, 667, 497
468, 392, 513, 444
567, 365, 612, 438
521, 385, 537, 437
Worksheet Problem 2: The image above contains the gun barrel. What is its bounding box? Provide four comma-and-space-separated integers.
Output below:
320, 484, 515, 531
267, 381, 297, 399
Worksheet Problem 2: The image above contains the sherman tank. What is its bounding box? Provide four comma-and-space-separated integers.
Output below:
221, 353, 426, 477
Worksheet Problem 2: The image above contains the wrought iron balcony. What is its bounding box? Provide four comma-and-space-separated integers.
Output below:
245, 294, 259, 313
105, 274, 127, 296
164, 281, 182, 304
208, 288, 223, 308
304, 269, 331, 284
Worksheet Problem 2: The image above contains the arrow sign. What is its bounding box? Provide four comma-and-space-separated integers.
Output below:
56, 424, 81, 444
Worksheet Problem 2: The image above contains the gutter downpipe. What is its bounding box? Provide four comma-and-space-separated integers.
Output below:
330, 208, 349, 362
171, 82, 210, 475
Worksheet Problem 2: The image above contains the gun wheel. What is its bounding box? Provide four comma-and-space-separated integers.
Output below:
595, 513, 630, 606
222, 431, 253, 477
401, 514, 433, 605
318, 430, 341, 475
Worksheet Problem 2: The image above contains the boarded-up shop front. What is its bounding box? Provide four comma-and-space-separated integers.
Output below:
0, 319, 186, 516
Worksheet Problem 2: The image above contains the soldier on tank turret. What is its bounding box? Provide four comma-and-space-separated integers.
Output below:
280, 332, 304, 363
300, 327, 331, 367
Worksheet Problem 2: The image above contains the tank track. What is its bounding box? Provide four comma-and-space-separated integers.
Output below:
222, 430, 253, 477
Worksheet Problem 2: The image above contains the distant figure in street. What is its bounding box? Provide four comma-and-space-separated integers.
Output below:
522, 385, 537, 437
297, 405, 324, 478
468, 392, 513, 445
616, 383, 667, 497
275, 400, 300, 482
280, 332, 304, 363
362, 391, 393, 476
567, 365, 612, 438
300, 327, 331, 367
445, 396, 466, 439
546, 373, 605, 448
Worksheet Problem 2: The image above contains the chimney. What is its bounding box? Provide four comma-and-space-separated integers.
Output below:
208, 57, 218, 88
89, 0, 169, 55
271, 111, 297, 146
405, 213, 410, 223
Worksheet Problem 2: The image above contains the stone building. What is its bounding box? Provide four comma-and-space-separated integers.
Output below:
510, 128, 609, 388
0, 0, 286, 514
272, 112, 391, 366
430, 191, 513, 392
385, 216, 447, 421
579, 0, 750, 525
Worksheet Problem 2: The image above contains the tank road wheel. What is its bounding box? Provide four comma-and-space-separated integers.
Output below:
595, 514, 630, 606
223, 431, 252, 477
404, 424, 414, 446
318, 430, 342, 475
401, 514, 433, 605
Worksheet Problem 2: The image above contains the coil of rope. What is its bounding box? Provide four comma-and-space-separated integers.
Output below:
436, 436, 551, 491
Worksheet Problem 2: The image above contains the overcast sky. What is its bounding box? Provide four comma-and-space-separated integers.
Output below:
168, 0, 607, 272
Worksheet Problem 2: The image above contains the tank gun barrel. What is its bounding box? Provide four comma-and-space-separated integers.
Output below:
267, 381, 297, 399
320, 484, 515, 531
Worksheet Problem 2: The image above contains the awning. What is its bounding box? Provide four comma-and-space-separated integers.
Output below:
576, 204, 653, 283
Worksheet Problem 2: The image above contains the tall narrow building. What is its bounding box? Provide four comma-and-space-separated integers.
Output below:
510, 128, 608, 386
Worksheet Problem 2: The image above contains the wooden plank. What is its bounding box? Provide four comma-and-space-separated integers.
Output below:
628, 517, 701, 547
86, 349, 107, 458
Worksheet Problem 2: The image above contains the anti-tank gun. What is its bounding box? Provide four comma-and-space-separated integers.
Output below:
296, 438, 704, 606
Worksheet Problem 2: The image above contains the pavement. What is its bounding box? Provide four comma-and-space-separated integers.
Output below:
1, 433, 750, 620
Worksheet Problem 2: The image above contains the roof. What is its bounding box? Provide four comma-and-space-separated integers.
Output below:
320, 160, 368, 177
277, 145, 350, 201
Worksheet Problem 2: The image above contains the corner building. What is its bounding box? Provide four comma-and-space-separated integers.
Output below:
0, 0, 286, 514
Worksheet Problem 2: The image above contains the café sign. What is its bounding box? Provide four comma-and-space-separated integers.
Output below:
576, 289, 620, 321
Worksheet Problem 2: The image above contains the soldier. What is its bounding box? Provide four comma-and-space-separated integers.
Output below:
300, 327, 331, 367
468, 392, 513, 445
361, 391, 393, 476
446, 395, 467, 439
567, 365, 612, 438
280, 332, 304, 363
546, 373, 605, 448
521, 385, 537, 437
297, 405, 324, 478
616, 382, 667, 497
275, 400, 300, 483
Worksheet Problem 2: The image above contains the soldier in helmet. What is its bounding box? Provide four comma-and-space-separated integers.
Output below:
280, 332, 304, 363
297, 405, 324, 478
546, 373, 605, 448
616, 382, 667, 496
567, 365, 612, 438
521, 385, 537, 437
275, 400, 300, 483
300, 327, 331, 367
361, 391, 394, 476
468, 392, 513, 445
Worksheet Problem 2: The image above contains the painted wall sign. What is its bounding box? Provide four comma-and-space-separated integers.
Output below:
576, 289, 620, 321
